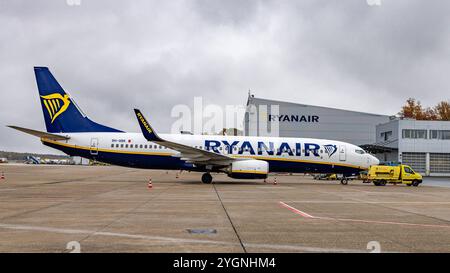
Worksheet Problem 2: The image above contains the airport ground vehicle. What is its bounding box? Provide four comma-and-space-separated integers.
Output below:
313, 173, 338, 180
368, 164, 422, 186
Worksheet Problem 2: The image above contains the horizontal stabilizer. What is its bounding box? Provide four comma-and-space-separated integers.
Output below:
7, 125, 70, 141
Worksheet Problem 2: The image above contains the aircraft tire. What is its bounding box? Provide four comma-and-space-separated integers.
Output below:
201, 173, 213, 184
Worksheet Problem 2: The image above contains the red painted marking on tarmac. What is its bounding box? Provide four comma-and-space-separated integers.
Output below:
279, 201, 450, 229
279, 201, 314, 218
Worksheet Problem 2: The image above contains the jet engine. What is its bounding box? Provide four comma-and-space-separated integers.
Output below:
228, 159, 269, 179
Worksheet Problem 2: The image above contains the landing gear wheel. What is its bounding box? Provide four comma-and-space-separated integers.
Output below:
201, 173, 213, 184
340, 178, 348, 185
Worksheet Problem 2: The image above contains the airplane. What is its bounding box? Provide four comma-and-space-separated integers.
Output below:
9, 67, 379, 184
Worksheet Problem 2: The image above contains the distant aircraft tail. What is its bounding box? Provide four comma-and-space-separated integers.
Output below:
34, 67, 122, 133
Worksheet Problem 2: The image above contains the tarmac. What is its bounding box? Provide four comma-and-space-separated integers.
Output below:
0, 164, 449, 253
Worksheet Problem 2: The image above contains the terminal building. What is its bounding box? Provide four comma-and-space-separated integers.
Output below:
244, 94, 450, 176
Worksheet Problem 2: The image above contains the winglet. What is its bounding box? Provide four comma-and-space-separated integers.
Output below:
134, 109, 162, 142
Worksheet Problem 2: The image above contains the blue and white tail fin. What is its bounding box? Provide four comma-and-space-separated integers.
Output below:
34, 67, 122, 133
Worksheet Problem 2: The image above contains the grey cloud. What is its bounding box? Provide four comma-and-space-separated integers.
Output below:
0, 0, 449, 153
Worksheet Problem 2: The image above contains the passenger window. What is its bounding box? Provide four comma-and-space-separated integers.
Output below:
140, 144, 143, 148
159, 145, 162, 149
125, 144, 129, 148
144, 145, 147, 149
130, 144, 133, 148
115, 144, 119, 148
120, 144, 124, 148
111, 144, 114, 148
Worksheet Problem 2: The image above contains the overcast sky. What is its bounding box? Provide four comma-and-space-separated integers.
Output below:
1, 0, 450, 154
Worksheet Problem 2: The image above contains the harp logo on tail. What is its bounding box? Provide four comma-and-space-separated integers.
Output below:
324, 144, 337, 157
40, 93, 71, 123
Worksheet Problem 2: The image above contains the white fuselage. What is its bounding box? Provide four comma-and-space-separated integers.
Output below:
42, 132, 379, 174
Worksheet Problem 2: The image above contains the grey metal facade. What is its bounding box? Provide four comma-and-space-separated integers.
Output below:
376, 119, 450, 176
244, 96, 390, 145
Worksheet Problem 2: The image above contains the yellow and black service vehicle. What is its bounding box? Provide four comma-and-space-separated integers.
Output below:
368, 164, 422, 187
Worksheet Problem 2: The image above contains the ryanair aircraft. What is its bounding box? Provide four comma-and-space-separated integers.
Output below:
9, 67, 379, 184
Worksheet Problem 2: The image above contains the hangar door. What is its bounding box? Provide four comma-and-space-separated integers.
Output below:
430, 153, 450, 174
402, 152, 426, 173
339, 145, 346, 161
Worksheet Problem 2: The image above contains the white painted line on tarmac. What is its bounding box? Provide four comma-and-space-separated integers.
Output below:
280, 201, 450, 229
0, 222, 364, 253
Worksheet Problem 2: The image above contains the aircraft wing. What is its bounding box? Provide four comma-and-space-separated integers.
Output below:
7, 125, 70, 141
134, 109, 235, 165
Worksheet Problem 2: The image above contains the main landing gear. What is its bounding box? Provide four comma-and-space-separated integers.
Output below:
340, 177, 349, 185
201, 173, 213, 184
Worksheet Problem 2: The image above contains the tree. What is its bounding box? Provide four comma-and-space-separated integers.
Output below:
399, 98, 449, 121
434, 101, 450, 121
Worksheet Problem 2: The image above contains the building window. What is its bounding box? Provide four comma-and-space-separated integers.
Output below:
381, 131, 392, 141
430, 130, 450, 140
402, 129, 427, 139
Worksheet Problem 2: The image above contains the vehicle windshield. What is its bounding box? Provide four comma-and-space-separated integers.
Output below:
404, 166, 415, 174
355, 149, 365, 154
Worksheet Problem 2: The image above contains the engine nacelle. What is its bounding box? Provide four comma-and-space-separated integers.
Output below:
228, 160, 269, 179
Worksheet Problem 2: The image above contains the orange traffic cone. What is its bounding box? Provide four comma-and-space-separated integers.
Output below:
273, 177, 277, 185
0, 172, 4, 180
147, 178, 153, 189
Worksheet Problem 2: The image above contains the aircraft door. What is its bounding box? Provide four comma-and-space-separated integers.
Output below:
90, 138, 99, 156
339, 145, 346, 161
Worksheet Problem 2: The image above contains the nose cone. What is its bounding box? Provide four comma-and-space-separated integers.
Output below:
371, 155, 380, 166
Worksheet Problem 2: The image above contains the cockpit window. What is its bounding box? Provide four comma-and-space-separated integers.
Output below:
355, 149, 365, 154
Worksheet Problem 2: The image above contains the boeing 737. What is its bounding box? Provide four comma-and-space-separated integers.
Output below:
9, 67, 379, 184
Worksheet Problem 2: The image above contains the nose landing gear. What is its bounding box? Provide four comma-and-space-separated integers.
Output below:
201, 173, 213, 184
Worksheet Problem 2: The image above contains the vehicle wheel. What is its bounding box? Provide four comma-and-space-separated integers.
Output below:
379, 180, 387, 186
340, 178, 348, 185
373, 181, 380, 186
201, 173, 213, 184
412, 180, 420, 187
